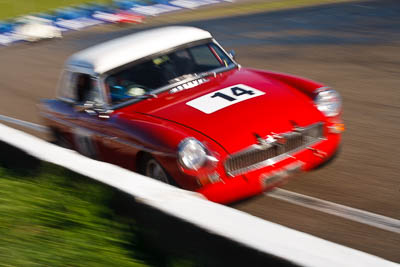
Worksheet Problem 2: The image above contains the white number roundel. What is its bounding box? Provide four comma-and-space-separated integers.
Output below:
186, 84, 265, 114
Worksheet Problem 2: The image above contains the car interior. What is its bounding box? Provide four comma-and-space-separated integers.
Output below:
105, 42, 233, 105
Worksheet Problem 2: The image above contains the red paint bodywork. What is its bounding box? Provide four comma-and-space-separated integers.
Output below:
40, 67, 342, 204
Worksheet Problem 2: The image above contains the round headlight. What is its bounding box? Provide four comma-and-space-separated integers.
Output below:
314, 88, 342, 117
178, 138, 207, 170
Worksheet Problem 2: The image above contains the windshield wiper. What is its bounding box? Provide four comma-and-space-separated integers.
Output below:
168, 74, 198, 84
197, 71, 217, 78
129, 93, 158, 99
197, 63, 237, 78
168, 71, 217, 85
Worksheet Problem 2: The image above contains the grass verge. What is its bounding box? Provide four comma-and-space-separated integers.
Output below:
147, 0, 357, 26
0, 162, 147, 266
2, 0, 360, 23
0, 0, 112, 20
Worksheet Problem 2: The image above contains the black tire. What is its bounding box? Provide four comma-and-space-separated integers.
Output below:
140, 154, 175, 185
51, 129, 71, 149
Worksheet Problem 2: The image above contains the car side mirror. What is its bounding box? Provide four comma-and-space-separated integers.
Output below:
74, 101, 95, 113
74, 101, 113, 119
229, 49, 236, 60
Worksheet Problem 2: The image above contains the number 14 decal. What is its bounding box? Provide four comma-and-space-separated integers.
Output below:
186, 84, 265, 114
211, 86, 255, 102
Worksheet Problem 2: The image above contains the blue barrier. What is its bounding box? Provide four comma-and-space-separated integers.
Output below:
0, 0, 229, 46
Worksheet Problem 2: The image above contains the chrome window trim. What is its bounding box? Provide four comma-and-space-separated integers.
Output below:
211, 39, 239, 65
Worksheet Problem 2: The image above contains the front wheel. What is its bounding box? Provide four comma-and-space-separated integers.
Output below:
143, 156, 174, 185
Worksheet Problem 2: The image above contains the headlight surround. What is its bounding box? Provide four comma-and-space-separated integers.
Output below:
314, 88, 342, 117
178, 138, 207, 170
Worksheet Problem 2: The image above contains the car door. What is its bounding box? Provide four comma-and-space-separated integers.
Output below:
69, 69, 138, 170
44, 69, 90, 151
57, 69, 104, 159
76, 108, 140, 170
64, 69, 110, 159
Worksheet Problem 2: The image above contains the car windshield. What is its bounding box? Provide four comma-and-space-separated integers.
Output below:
105, 42, 234, 105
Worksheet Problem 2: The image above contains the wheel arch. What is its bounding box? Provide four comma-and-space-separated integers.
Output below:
135, 150, 151, 173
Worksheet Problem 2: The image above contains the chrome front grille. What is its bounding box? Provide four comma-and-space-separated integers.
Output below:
225, 122, 324, 176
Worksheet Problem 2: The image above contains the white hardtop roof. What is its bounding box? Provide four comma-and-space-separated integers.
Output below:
66, 26, 213, 74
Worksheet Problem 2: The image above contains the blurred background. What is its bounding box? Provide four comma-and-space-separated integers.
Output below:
0, 0, 399, 265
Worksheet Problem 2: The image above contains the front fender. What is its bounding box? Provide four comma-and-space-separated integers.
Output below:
248, 68, 326, 97
115, 112, 228, 190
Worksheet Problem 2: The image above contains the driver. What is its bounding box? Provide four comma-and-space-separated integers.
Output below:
107, 75, 146, 103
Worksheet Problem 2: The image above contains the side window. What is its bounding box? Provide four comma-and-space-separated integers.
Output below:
189, 44, 221, 67
57, 71, 75, 100
73, 73, 101, 104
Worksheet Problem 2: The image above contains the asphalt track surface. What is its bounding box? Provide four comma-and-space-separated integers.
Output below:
0, 0, 399, 262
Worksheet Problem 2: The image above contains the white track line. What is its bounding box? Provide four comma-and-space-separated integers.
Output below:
266, 188, 400, 234
0, 115, 49, 133
2, 113, 400, 235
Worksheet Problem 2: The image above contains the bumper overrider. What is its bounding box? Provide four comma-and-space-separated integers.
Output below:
197, 122, 342, 203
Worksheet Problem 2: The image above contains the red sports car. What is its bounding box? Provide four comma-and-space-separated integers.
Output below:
40, 26, 344, 204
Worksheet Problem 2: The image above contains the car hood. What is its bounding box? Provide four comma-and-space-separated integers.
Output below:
124, 68, 325, 154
